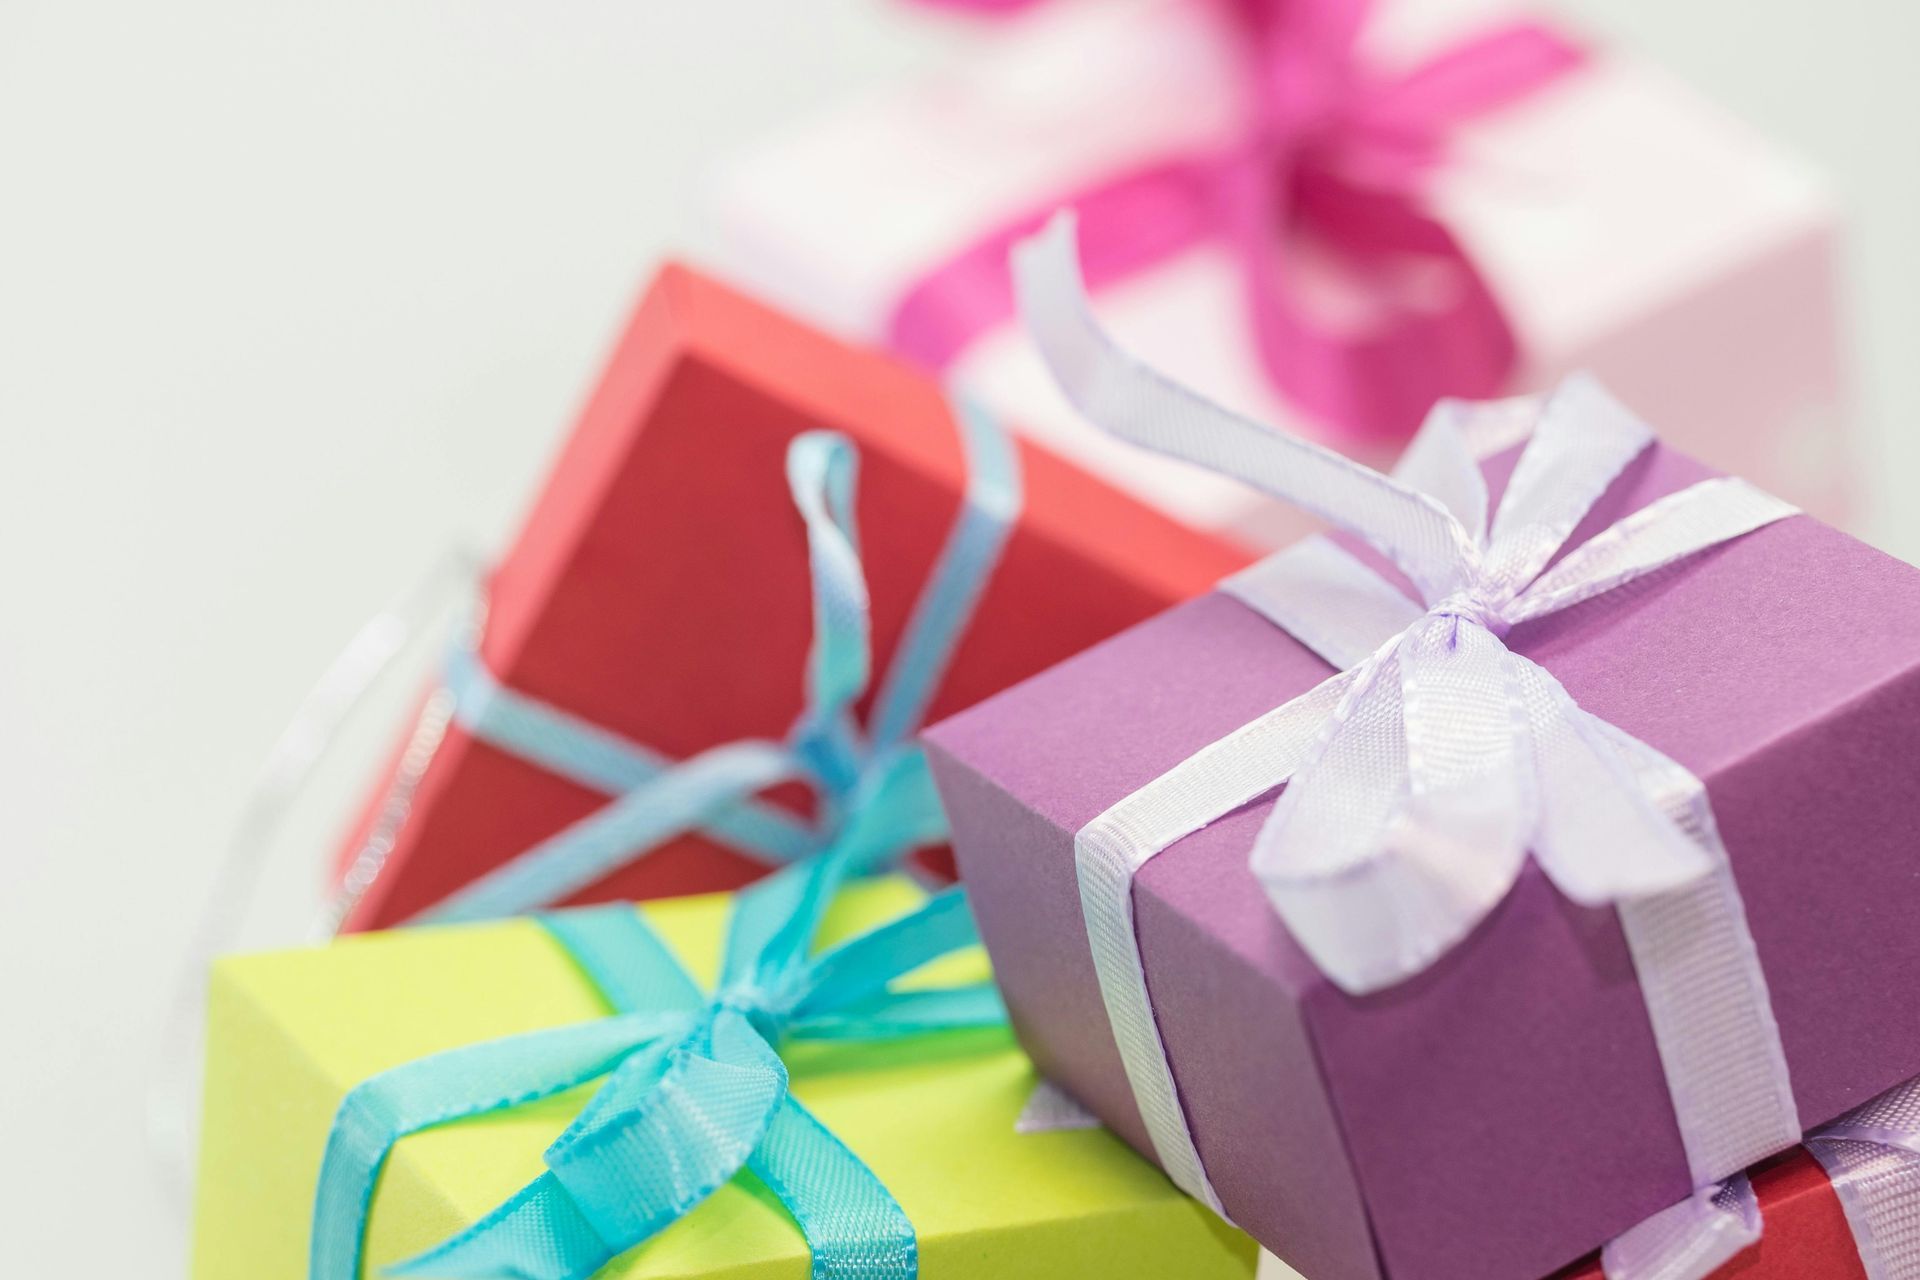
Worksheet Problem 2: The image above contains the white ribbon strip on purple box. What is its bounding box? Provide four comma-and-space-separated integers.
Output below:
1010, 212, 1807, 1241
1605, 1074, 1920, 1280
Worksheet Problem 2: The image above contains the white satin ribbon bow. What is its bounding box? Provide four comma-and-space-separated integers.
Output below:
1013, 212, 1806, 1223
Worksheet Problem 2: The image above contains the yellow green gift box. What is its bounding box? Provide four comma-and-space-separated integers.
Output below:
190, 873, 1254, 1279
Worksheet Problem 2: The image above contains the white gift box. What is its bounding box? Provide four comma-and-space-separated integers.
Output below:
703, 0, 1848, 549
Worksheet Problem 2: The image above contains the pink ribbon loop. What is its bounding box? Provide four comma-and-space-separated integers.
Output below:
887, 0, 1586, 442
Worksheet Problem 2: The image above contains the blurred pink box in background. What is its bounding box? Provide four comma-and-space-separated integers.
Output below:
704, 0, 1850, 550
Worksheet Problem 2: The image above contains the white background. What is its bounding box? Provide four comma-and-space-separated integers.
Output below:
1, 1, 1914, 1273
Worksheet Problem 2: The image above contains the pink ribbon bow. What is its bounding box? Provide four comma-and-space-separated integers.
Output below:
888, 0, 1586, 441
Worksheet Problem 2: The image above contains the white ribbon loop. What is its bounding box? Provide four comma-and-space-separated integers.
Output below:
1482, 376, 1654, 593
1522, 663, 1714, 906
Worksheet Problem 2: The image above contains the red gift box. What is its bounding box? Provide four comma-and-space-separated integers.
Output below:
330, 263, 1248, 931
1556, 1150, 1868, 1280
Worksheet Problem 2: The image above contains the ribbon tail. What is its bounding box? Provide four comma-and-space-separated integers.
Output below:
1601, 1175, 1762, 1280
1256, 627, 1531, 994
1505, 474, 1799, 625
748, 1095, 918, 1279
1390, 399, 1492, 542
1011, 211, 1479, 600
1229, 150, 1518, 441
1520, 659, 1714, 904
310, 1013, 674, 1280
788, 432, 869, 719
865, 397, 1021, 751
785, 431, 875, 796
1480, 375, 1655, 589
792, 983, 1008, 1040
1556, 686, 1803, 1185
794, 886, 982, 1017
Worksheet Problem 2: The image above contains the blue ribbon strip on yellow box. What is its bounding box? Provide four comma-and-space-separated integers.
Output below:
310, 842, 1006, 1279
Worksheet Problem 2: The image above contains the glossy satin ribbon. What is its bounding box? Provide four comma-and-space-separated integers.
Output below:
888, 0, 1585, 440
1012, 214, 1805, 1219
1604, 1075, 1920, 1280
408, 403, 1020, 924
310, 844, 1005, 1280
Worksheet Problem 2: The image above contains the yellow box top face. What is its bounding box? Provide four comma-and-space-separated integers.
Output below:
192, 878, 1253, 1279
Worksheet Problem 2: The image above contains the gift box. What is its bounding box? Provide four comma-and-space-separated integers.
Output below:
920, 232, 1920, 1280
190, 874, 1258, 1278
329, 262, 1247, 931
704, 0, 1850, 549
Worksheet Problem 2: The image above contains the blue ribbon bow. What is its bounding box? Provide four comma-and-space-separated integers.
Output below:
311, 845, 1007, 1279
417, 403, 1021, 924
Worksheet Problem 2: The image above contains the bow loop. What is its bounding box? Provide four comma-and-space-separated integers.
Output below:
1390, 398, 1491, 550
1524, 674, 1717, 907
793, 886, 982, 1021
1480, 375, 1656, 593
1254, 619, 1535, 993
786, 431, 872, 737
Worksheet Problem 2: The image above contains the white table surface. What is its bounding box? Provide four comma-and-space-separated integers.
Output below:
2, 1, 1914, 1273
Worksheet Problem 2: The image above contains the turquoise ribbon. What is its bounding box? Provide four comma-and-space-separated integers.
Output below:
417, 401, 1021, 923
311, 846, 1007, 1279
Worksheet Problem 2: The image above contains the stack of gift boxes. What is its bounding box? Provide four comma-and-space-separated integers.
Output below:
188, 3, 1920, 1279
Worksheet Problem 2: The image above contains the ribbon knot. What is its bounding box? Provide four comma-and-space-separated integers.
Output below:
1426, 585, 1509, 638
713, 975, 805, 1044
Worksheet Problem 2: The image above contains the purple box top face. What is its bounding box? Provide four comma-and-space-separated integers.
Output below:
925, 442, 1920, 1280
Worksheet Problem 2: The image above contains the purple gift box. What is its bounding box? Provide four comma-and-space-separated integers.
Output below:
925, 436, 1920, 1280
